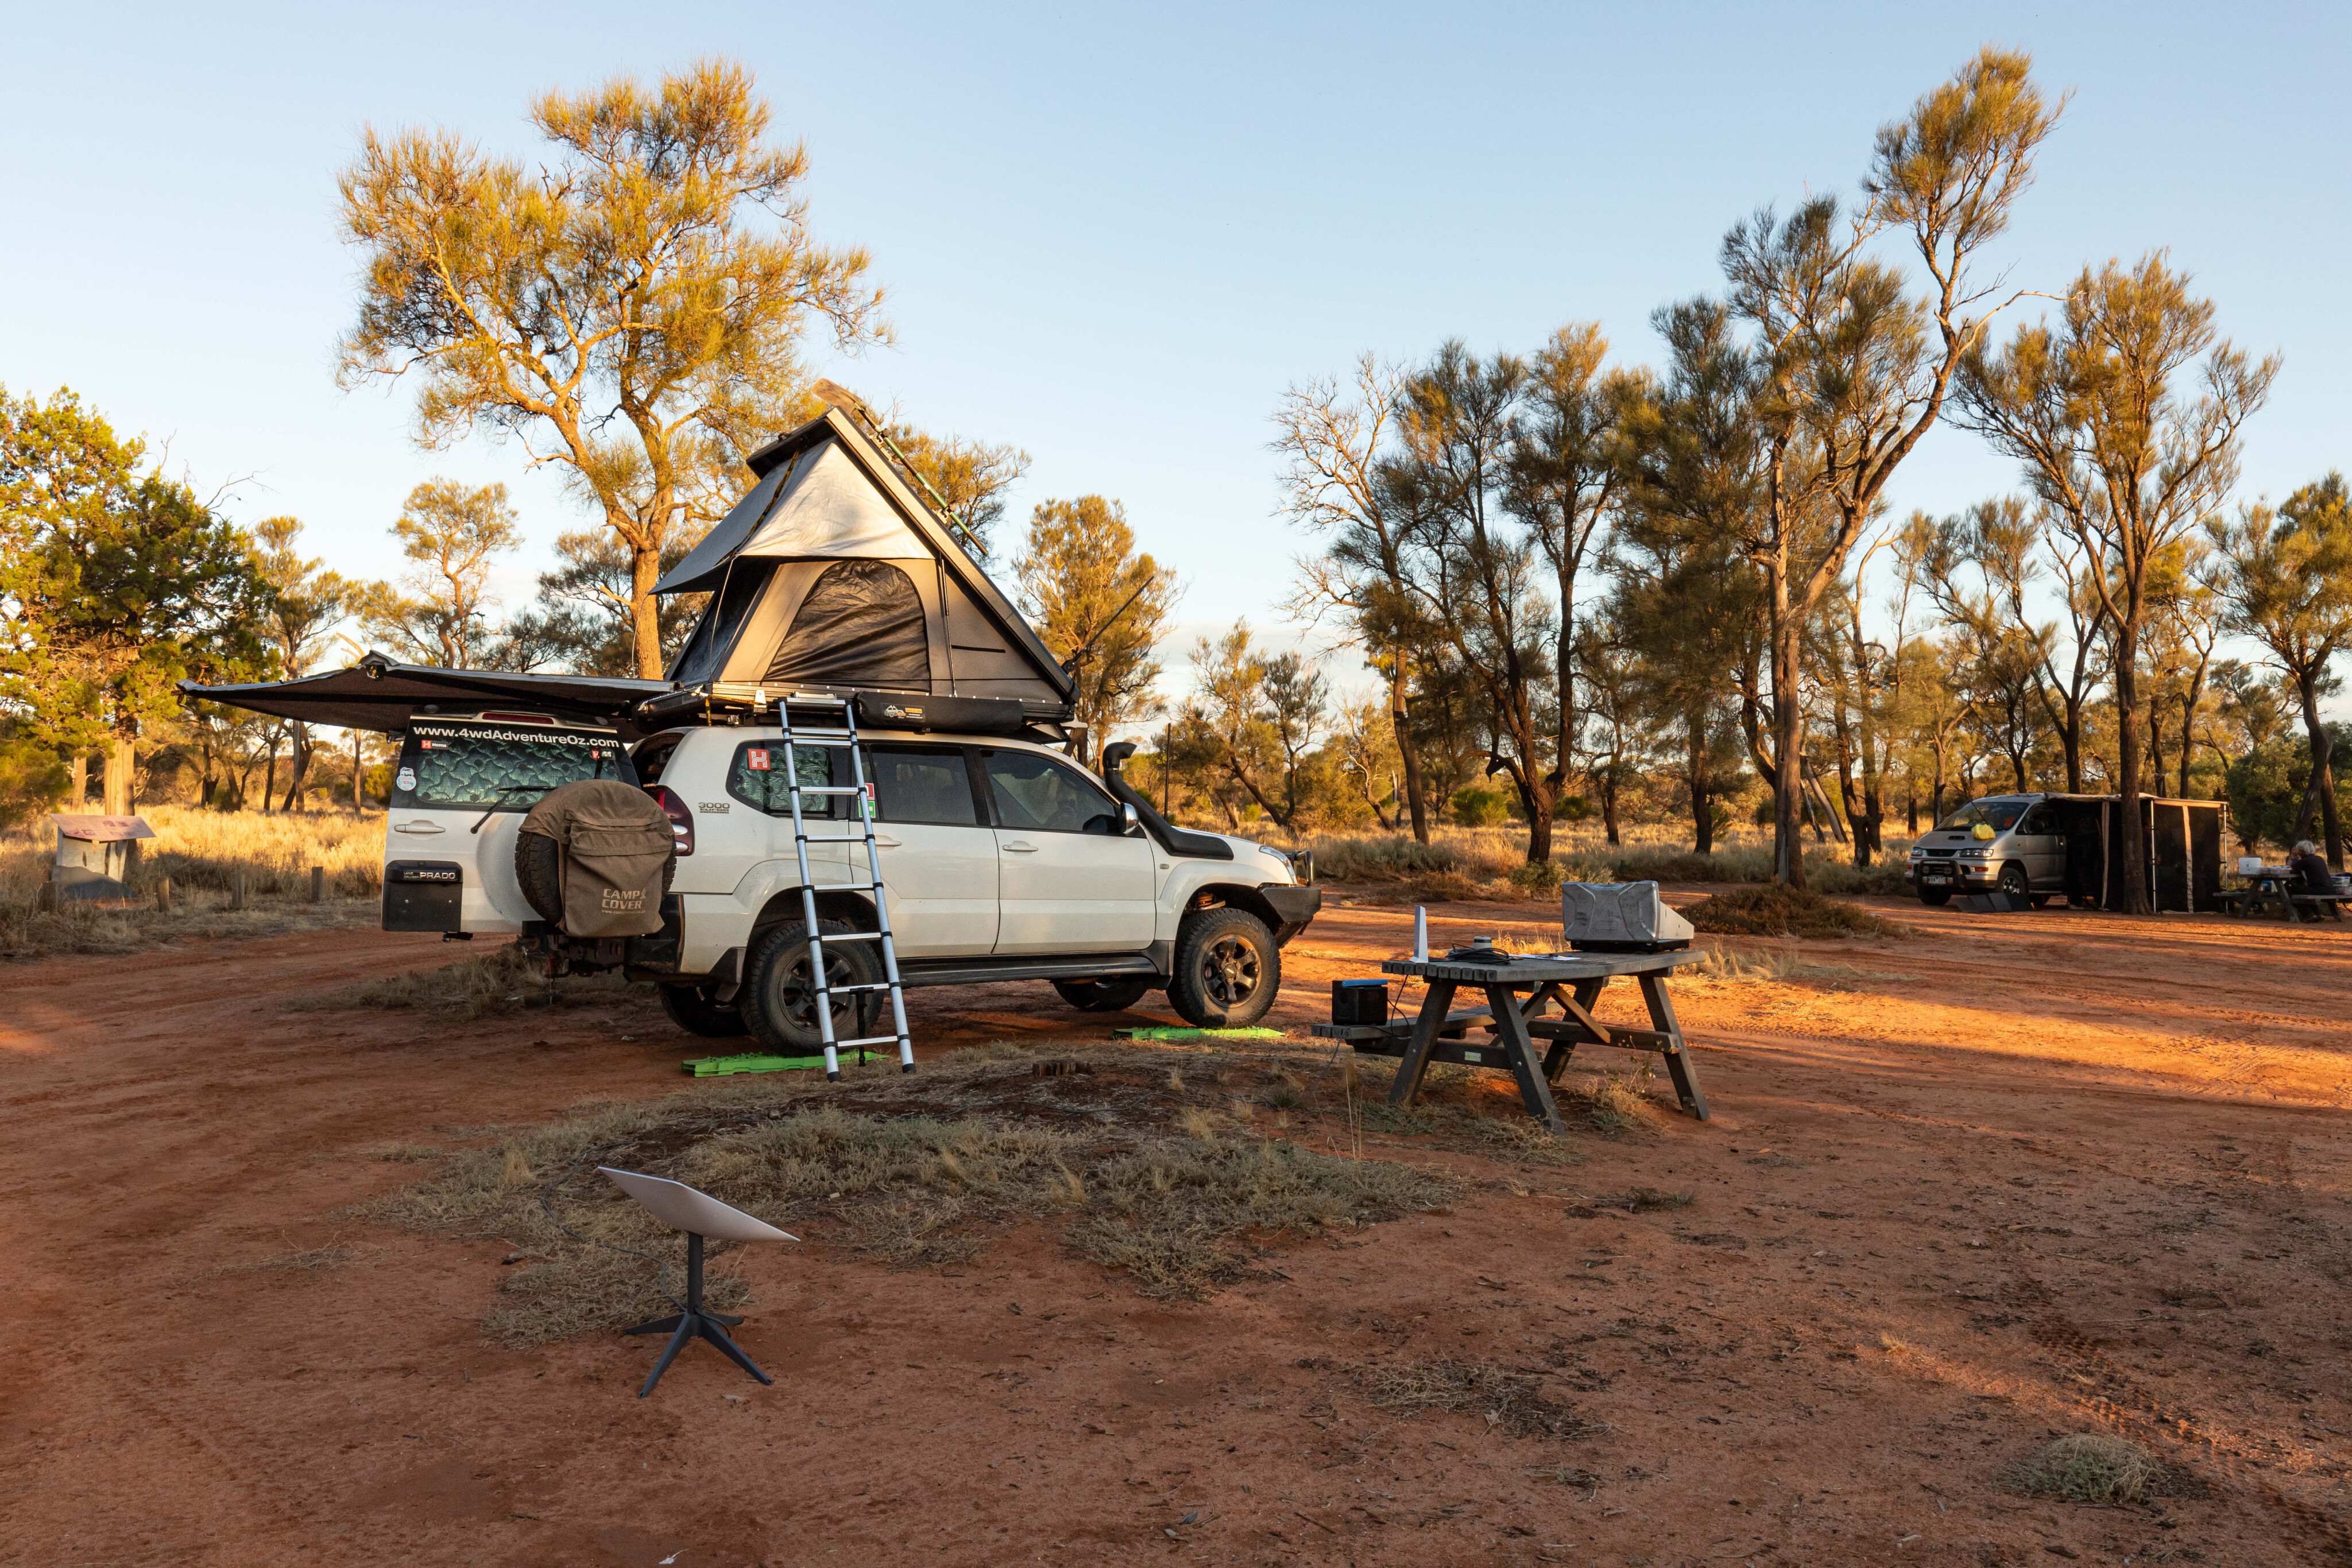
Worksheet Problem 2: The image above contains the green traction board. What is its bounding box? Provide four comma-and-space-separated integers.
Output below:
1111, 1027, 1287, 1042
681, 1053, 833, 1077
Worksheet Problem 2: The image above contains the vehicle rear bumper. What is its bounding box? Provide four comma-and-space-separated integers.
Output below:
1260, 883, 1323, 945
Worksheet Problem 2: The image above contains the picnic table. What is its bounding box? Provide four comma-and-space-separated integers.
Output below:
1311, 949, 1711, 1133
2218, 869, 2349, 923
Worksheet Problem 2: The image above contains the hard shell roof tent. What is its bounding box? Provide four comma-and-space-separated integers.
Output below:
657, 404, 1074, 718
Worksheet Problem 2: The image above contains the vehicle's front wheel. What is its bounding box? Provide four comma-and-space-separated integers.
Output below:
1997, 862, 2031, 900
740, 920, 881, 1055
1053, 977, 1154, 1013
1916, 886, 1952, 907
660, 984, 748, 1039
1166, 907, 1278, 1028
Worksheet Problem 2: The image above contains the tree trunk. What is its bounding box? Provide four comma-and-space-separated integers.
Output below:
69, 754, 88, 809
2295, 674, 2343, 868
282, 723, 311, 814
2110, 623, 2151, 913
1601, 768, 1621, 847
263, 731, 281, 816
1389, 657, 1430, 845
1688, 715, 1715, 855
631, 537, 664, 679
1771, 619, 1805, 887
103, 735, 136, 815
353, 730, 364, 813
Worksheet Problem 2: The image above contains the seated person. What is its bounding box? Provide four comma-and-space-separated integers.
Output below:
2288, 839, 2345, 920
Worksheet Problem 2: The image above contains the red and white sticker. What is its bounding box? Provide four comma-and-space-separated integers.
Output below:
747, 748, 771, 771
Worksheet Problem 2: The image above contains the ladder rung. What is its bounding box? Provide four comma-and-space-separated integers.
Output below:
780, 735, 855, 747
825, 981, 899, 995
797, 786, 864, 796
813, 931, 885, 943
831, 1034, 904, 1049
798, 881, 880, 893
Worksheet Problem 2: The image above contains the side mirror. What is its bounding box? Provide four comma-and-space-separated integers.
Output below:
1121, 802, 1141, 835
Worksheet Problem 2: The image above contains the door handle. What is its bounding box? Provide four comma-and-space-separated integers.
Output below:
394, 820, 444, 835
1003, 841, 1038, 853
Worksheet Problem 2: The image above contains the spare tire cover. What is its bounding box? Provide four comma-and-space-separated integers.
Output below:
519, 780, 675, 937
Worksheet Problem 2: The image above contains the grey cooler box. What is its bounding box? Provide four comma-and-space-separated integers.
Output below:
1561, 881, 1694, 953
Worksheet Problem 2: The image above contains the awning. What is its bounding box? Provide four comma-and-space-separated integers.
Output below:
180, 654, 674, 737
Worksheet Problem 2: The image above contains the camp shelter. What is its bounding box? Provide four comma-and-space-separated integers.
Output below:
2038, 793, 2225, 912
181, 656, 672, 741
656, 408, 1075, 719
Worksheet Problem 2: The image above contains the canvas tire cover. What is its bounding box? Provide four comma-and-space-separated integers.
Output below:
519, 780, 674, 937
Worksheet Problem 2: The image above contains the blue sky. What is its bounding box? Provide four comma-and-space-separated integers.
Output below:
4, 1, 2346, 704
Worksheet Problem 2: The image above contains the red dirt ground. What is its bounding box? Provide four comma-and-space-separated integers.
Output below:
4, 889, 2351, 1566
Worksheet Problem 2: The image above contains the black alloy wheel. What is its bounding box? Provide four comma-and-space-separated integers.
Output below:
741, 919, 882, 1055
1166, 907, 1279, 1028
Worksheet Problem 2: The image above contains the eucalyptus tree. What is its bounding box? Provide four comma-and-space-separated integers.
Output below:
1013, 495, 1180, 769
249, 517, 349, 812
337, 60, 888, 676
2207, 474, 2352, 864
1715, 47, 2060, 887
357, 480, 521, 669
1958, 254, 2276, 908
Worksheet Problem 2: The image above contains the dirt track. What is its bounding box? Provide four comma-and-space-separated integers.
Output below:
4, 891, 2350, 1566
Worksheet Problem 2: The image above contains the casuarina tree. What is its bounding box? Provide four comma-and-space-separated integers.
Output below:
1957, 254, 2276, 911
336, 59, 888, 677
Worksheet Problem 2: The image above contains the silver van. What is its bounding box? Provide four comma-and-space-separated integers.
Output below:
1906, 793, 2068, 906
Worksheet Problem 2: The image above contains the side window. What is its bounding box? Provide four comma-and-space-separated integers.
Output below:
2017, 806, 2049, 835
982, 749, 1121, 835
726, 740, 837, 818
866, 748, 980, 826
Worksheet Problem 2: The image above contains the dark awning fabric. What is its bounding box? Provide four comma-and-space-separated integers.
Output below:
764, 560, 931, 690
180, 656, 673, 737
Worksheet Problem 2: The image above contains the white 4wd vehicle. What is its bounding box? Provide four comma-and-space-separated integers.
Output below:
378, 708, 1319, 1048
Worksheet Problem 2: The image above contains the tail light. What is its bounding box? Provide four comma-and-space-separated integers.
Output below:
650, 785, 694, 856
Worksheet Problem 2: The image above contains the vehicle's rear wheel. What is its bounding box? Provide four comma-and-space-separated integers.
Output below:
1916, 886, 1952, 907
660, 984, 748, 1038
1053, 977, 1153, 1013
1997, 862, 2030, 900
1166, 907, 1278, 1028
740, 920, 881, 1055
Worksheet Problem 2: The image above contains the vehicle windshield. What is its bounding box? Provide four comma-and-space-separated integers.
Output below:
1935, 798, 2028, 834
393, 722, 633, 810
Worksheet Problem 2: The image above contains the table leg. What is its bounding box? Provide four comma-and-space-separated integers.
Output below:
1387, 978, 1457, 1108
1487, 983, 1565, 1134
1637, 972, 1709, 1121
1539, 978, 1606, 1081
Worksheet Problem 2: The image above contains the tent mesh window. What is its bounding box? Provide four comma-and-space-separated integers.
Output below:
763, 560, 931, 690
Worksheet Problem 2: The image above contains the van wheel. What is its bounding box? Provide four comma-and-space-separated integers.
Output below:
1166, 908, 1278, 1028
1054, 977, 1153, 1013
660, 984, 748, 1039
1916, 887, 1952, 907
741, 920, 881, 1055
1998, 863, 2030, 899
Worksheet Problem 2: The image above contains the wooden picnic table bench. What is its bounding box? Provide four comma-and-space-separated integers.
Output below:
2223, 872, 2349, 923
1312, 948, 1711, 1133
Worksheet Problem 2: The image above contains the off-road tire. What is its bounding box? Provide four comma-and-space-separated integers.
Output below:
741, 920, 882, 1055
1053, 977, 1154, 1013
1166, 907, 1278, 1028
1916, 886, 1952, 907
660, 984, 749, 1039
515, 829, 675, 928
1997, 862, 2030, 900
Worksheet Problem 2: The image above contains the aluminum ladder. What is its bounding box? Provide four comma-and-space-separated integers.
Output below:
773, 694, 915, 1080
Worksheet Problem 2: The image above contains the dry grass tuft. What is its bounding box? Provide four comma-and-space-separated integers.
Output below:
1997, 1433, 2172, 1505
285, 943, 635, 1019
1568, 1066, 1659, 1135
1682, 884, 1915, 940
1356, 1358, 1607, 1439
355, 1054, 1462, 1341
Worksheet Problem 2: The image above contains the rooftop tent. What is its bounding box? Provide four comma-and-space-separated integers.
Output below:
656, 409, 1074, 714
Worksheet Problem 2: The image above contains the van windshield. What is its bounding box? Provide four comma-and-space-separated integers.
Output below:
1936, 798, 2027, 834
393, 722, 635, 810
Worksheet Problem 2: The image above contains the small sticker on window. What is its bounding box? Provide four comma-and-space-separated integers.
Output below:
396, 767, 417, 792
748, 749, 771, 771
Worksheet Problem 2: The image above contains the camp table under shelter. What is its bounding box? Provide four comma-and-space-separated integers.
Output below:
1313, 949, 1712, 1132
